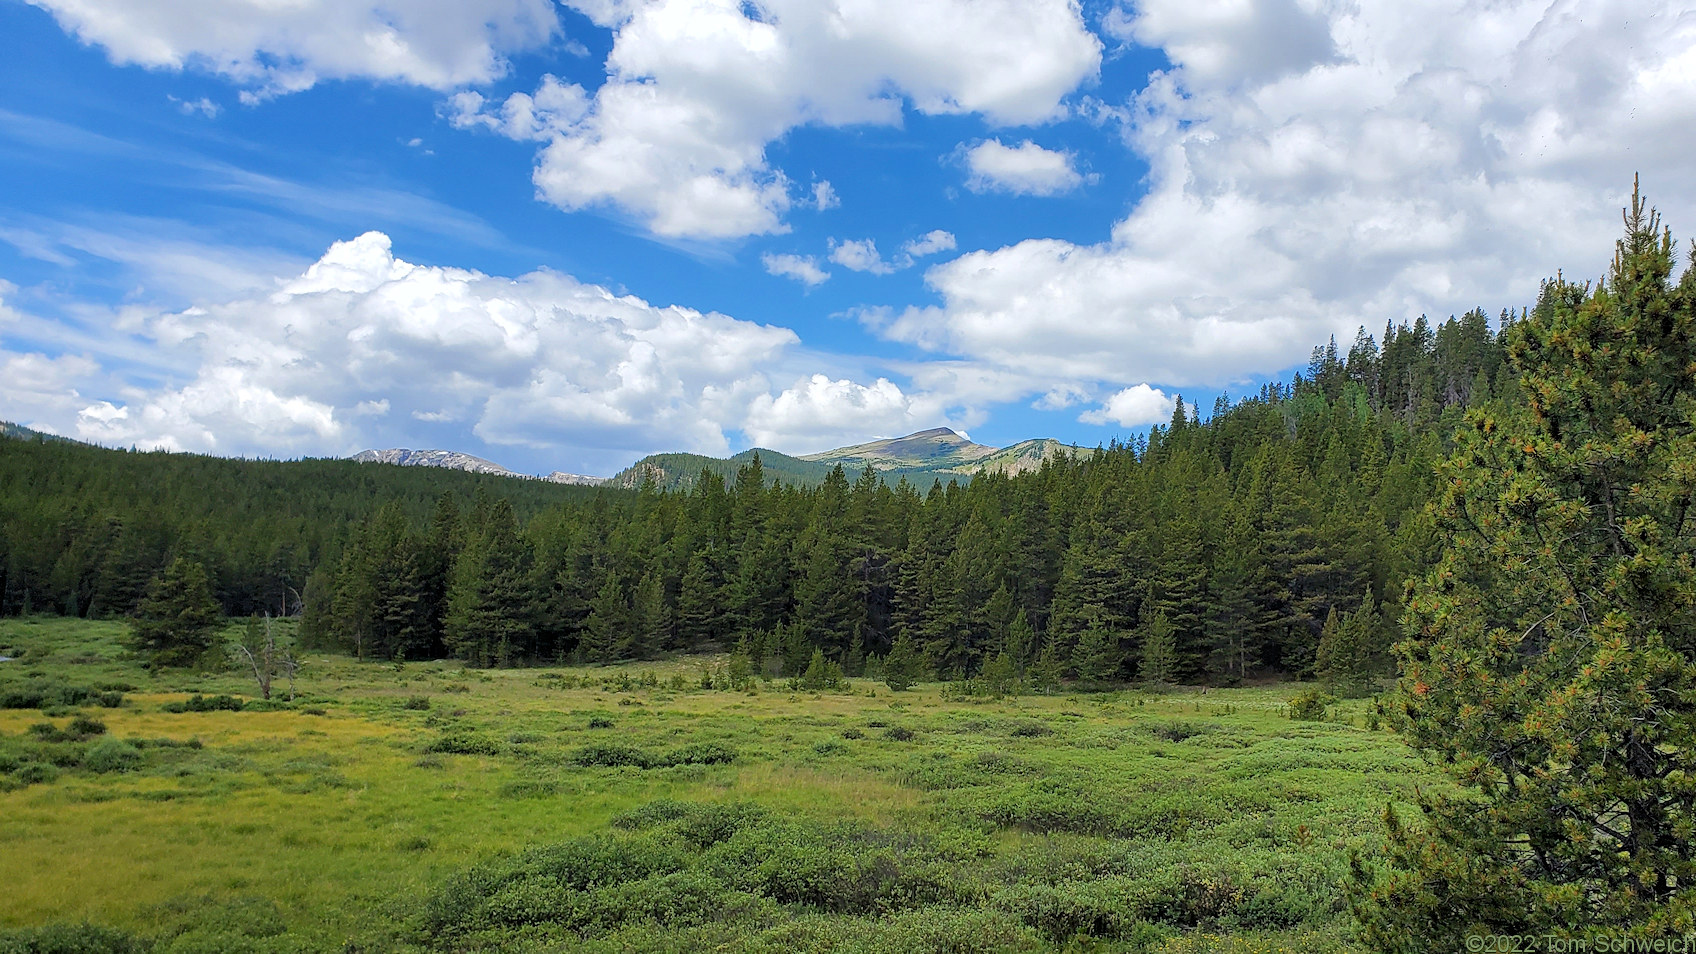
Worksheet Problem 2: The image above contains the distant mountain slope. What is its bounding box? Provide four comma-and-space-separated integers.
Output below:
544, 471, 607, 486
353, 448, 608, 486
800, 426, 999, 470
0, 421, 77, 444
352, 448, 518, 476
349, 429, 1088, 491
605, 448, 837, 490
609, 429, 1093, 490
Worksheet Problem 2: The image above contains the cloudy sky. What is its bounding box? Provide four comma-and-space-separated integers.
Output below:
1, 0, 1692, 476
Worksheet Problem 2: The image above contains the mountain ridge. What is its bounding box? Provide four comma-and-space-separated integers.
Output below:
351, 428, 1092, 490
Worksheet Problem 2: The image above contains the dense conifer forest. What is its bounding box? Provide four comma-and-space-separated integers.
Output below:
1, 306, 1515, 685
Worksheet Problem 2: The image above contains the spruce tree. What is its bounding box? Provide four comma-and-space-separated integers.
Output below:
130, 557, 223, 667
1139, 610, 1178, 686
1355, 183, 1696, 944
883, 630, 926, 691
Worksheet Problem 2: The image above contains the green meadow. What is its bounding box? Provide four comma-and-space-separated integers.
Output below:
0, 616, 1436, 953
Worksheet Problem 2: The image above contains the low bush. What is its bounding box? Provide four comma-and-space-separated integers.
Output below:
161, 694, 245, 714
1287, 689, 1333, 722
0, 682, 125, 711
424, 731, 501, 756
82, 738, 142, 774
666, 741, 736, 766
572, 743, 655, 768
12, 762, 58, 786
0, 921, 150, 954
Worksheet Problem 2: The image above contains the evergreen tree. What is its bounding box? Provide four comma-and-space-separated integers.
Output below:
1072, 624, 1123, 687
1004, 608, 1036, 676
443, 499, 534, 666
579, 574, 627, 664
1355, 184, 1696, 945
1314, 590, 1379, 696
130, 557, 222, 667
627, 570, 667, 660
673, 546, 724, 649
883, 630, 926, 691
1139, 610, 1178, 686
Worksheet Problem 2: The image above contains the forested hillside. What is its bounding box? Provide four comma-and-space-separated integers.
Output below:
0, 445, 600, 621
2, 307, 1511, 682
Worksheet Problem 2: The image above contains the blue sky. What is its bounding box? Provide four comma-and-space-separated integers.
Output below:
1, 0, 1692, 477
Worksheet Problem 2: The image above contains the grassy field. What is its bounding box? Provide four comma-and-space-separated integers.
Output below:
0, 617, 1436, 953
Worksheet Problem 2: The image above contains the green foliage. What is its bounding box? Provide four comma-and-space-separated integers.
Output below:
1287, 689, 1331, 722
160, 694, 245, 713
797, 648, 844, 691
883, 631, 926, 691
979, 651, 1018, 698
81, 738, 141, 774
0, 922, 149, 954
1314, 590, 1381, 696
1139, 611, 1178, 686
425, 729, 502, 756
129, 559, 222, 668
1357, 182, 1696, 946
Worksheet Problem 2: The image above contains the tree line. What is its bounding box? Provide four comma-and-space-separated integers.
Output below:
297, 307, 1513, 685
1, 307, 1513, 686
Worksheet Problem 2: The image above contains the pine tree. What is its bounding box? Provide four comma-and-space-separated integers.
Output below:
627, 570, 667, 660
883, 630, 926, 691
1139, 610, 1178, 686
1315, 589, 1379, 697
130, 557, 223, 667
1072, 624, 1123, 687
673, 546, 724, 649
443, 499, 534, 666
1354, 183, 1696, 945
579, 574, 627, 664
1004, 609, 1036, 677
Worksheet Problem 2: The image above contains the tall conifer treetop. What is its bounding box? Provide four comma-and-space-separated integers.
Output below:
1356, 181, 1696, 945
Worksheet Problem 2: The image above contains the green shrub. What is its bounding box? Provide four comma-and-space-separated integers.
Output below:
28, 722, 73, 743
573, 743, 656, 768
666, 741, 736, 766
587, 715, 615, 729
1149, 721, 1209, 742
0, 682, 125, 711
161, 694, 244, 713
13, 762, 58, 785
66, 715, 108, 739
885, 726, 915, 742
1287, 689, 1332, 721
424, 731, 501, 756
401, 695, 431, 710
0, 921, 150, 954
82, 738, 142, 774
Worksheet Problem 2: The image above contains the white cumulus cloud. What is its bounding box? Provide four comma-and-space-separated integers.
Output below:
452, 0, 1101, 238
743, 374, 920, 454
876, 0, 1696, 389
762, 252, 829, 286
829, 238, 898, 275
25, 0, 560, 97
962, 139, 1087, 196
1078, 384, 1174, 427
902, 229, 957, 258
57, 232, 809, 469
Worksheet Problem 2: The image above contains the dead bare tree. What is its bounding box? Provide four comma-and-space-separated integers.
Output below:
234, 614, 301, 701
